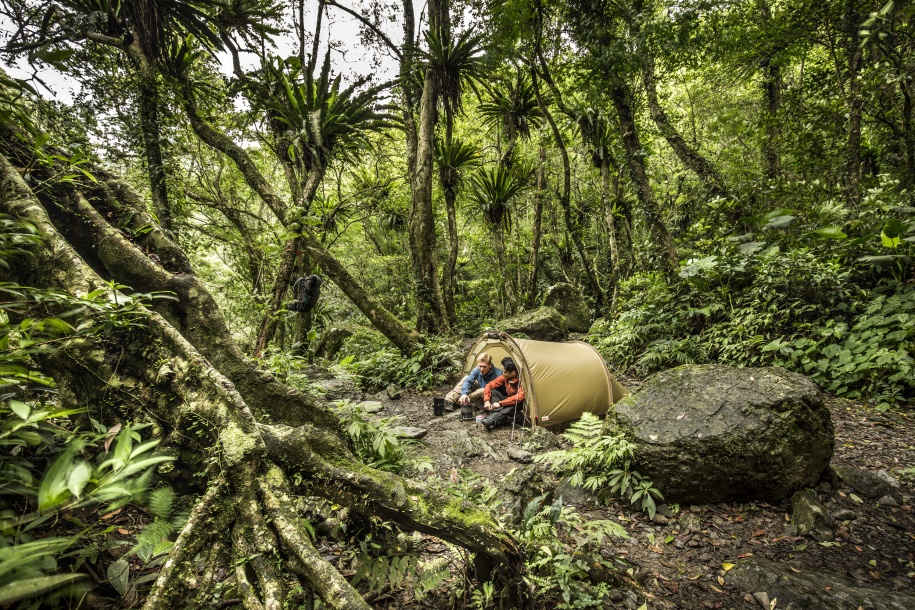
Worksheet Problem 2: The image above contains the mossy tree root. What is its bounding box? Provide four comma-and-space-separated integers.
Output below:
232, 524, 267, 610
258, 465, 372, 610
142, 477, 225, 610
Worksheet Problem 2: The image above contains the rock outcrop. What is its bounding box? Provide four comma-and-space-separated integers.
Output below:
495, 307, 568, 341
608, 365, 834, 504
543, 283, 591, 333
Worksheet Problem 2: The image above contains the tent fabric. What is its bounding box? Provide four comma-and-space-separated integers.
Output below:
463, 330, 628, 427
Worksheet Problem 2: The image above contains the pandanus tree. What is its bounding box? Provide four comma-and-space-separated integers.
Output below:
574, 107, 623, 308
479, 69, 542, 168
421, 27, 485, 323
245, 52, 396, 355
167, 35, 421, 356
468, 163, 529, 311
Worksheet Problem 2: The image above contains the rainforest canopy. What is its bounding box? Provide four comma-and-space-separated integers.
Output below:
463, 330, 628, 427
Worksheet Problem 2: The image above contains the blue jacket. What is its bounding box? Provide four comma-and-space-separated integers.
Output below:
461, 365, 502, 396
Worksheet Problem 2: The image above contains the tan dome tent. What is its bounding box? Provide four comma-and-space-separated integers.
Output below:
463, 330, 628, 427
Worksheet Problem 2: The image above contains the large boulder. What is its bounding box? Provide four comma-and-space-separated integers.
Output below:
608, 365, 834, 504
543, 283, 591, 333
496, 307, 568, 341
313, 327, 354, 360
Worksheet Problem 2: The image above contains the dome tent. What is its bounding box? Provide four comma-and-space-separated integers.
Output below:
463, 330, 628, 427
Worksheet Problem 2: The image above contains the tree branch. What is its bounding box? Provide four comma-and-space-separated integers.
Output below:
324, 0, 403, 60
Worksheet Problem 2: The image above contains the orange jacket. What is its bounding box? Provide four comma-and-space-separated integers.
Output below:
483, 374, 525, 408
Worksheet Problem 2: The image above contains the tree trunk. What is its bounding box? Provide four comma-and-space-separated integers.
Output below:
759, 1, 782, 181
126, 40, 172, 235
845, 0, 863, 207
762, 59, 782, 180
901, 80, 915, 183
609, 78, 678, 275
638, 50, 728, 198
403, 0, 450, 334
532, 73, 605, 307
526, 144, 546, 308
252, 168, 324, 356
441, 173, 459, 323
252, 236, 299, 357
0, 148, 520, 609
600, 155, 619, 310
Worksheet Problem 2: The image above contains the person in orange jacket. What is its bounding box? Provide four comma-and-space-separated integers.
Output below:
481, 357, 525, 431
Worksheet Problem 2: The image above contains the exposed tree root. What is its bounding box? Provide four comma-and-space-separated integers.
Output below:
142, 477, 225, 610
259, 465, 372, 610
232, 525, 267, 610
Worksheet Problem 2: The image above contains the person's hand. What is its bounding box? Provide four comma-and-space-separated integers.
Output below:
459, 395, 470, 405
484, 401, 492, 411
493, 402, 501, 410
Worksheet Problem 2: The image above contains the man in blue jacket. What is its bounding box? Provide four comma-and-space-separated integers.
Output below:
444, 353, 502, 411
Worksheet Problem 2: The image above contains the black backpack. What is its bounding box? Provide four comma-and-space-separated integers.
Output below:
286, 274, 322, 312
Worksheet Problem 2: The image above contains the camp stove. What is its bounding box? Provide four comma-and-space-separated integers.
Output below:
460, 405, 474, 421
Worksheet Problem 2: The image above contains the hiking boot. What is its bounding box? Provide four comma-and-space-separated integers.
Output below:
444, 400, 455, 412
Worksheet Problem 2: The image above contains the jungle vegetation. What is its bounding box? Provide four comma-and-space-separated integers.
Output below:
0, 0, 913, 607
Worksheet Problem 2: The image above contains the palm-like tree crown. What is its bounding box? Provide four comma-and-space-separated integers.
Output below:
467, 165, 529, 231
479, 70, 543, 143
257, 52, 396, 172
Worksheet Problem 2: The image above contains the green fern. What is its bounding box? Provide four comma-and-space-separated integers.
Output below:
536, 414, 663, 517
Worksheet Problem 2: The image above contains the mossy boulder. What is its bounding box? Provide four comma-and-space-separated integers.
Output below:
543, 283, 591, 333
608, 364, 834, 504
496, 307, 568, 341
313, 326, 354, 360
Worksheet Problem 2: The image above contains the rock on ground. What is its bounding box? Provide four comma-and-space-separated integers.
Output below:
543, 282, 591, 333
726, 557, 915, 610
495, 307, 568, 341
507, 448, 534, 463
358, 401, 384, 413
834, 466, 904, 503
499, 464, 554, 526
314, 375, 362, 402
554, 476, 598, 506
391, 426, 428, 440
791, 489, 835, 542
609, 364, 834, 504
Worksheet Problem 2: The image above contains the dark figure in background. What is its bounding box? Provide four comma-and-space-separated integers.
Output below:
481, 357, 525, 431
286, 274, 322, 312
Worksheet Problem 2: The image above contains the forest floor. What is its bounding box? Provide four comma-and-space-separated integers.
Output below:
365, 387, 915, 610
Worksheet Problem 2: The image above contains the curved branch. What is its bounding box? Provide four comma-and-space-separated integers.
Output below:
300, 232, 423, 354
180, 84, 289, 224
